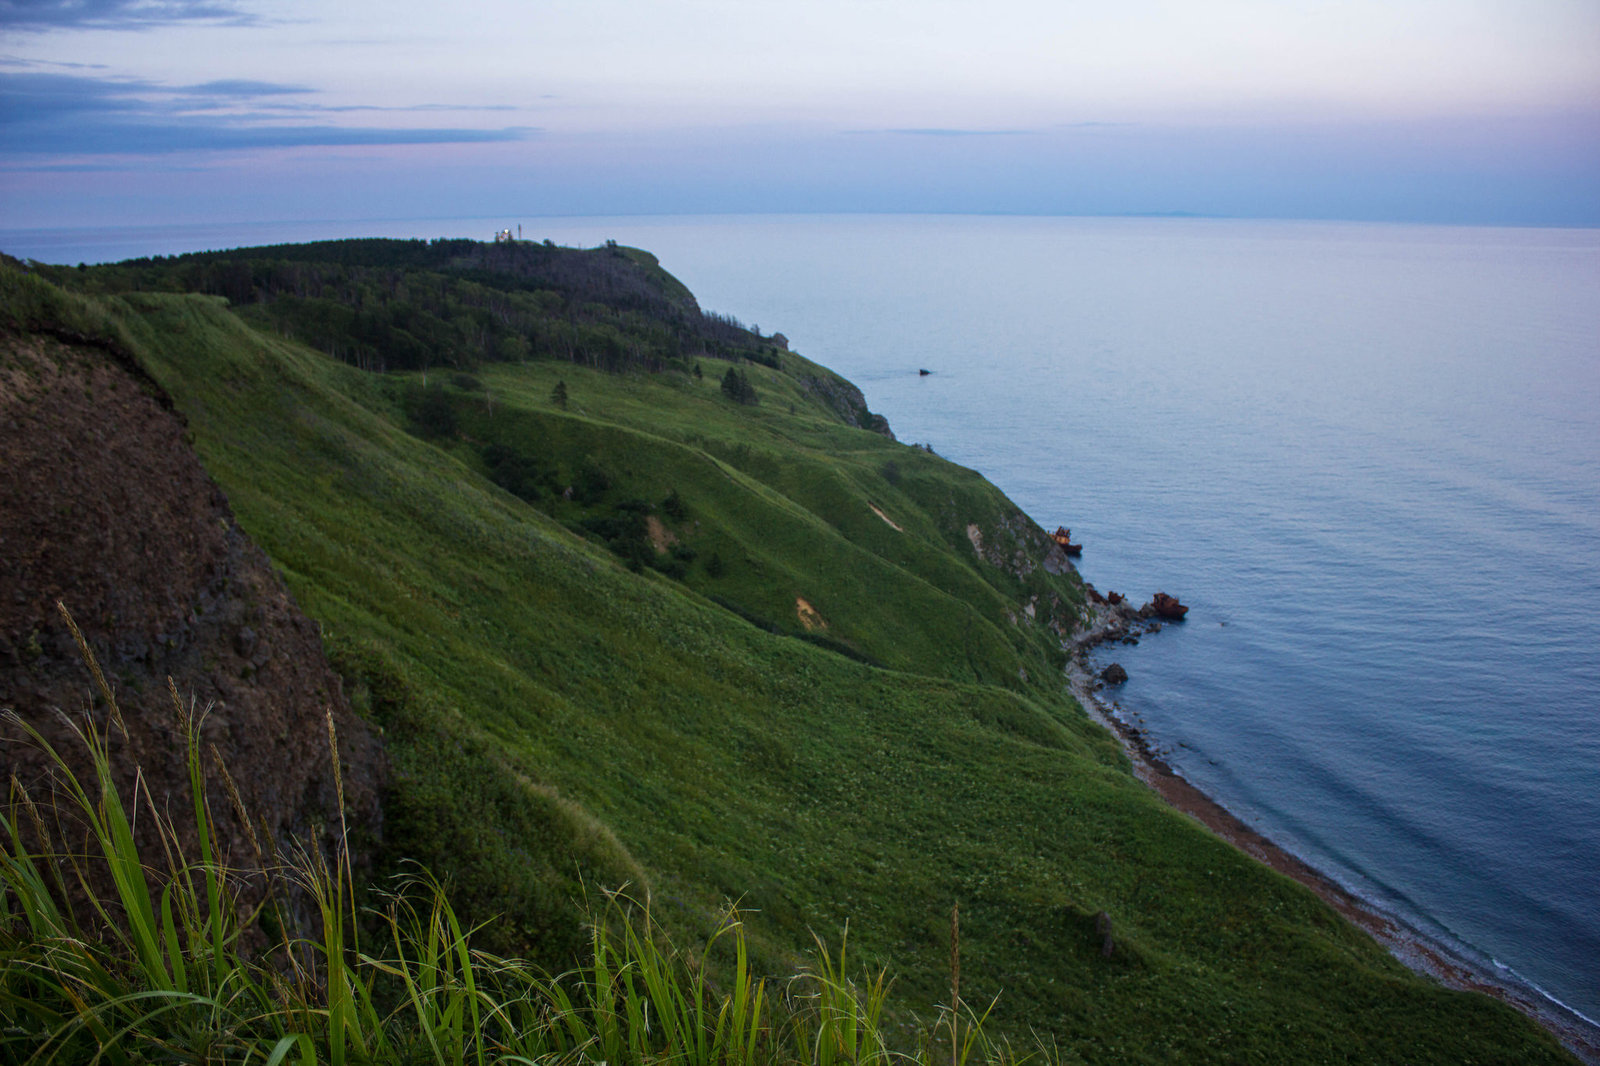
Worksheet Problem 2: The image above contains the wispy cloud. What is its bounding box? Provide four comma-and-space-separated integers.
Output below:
862, 127, 1038, 137
848, 124, 1131, 137
8, 121, 533, 153
178, 78, 310, 96
252, 101, 521, 115
0, 71, 532, 154
0, 0, 255, 31
0, 53, 110, 69
4, 71, 158, 119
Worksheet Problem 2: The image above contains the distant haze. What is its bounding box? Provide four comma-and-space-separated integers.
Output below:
2, 0, 1597, 228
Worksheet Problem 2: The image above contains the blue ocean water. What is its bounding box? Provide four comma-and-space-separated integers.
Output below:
7, 214, 1598, 1030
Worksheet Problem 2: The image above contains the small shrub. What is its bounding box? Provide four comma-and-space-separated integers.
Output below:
573, 457, 611, 504
408, 382, 457, 438
482, 441, 554, 501
662, 487, 687, 520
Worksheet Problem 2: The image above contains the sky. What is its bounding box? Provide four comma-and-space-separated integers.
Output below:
2, 0, 1598, 229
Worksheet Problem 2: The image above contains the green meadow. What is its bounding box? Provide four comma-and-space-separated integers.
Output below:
1, 246, 1572, 1063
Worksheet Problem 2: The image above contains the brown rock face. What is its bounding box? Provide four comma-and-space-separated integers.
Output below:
0, 331, 383, 911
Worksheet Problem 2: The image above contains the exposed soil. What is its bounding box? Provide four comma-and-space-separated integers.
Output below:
795, 597, 826, 631
0, 331, 384, 923
868, 503, 903, 532
645, 514, 677, 554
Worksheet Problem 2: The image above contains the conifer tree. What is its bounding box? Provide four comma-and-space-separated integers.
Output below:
720, 367, 757, 405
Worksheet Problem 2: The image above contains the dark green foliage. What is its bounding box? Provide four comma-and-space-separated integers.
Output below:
654, 544, 695, 581
721, 367, 758, 405
792, 630, 885, 667
481, 441, 554, 502
704, 594, 781, 634
40, 237, 780, 375
662, 487, 687, 520
579, 499, 653, 568
573, 457, 611, 504
407, 382, 457, 438
705, 551, 726, 578
552, 378, 569, 409
881, 460, 901, 486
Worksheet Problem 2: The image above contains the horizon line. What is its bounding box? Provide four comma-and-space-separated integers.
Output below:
5, 208, 1600, 238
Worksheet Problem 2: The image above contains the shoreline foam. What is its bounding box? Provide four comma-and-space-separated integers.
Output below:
1065, 601, 1600, 1065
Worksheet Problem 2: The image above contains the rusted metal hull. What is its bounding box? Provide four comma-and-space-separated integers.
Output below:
1150, 592, 1188, 620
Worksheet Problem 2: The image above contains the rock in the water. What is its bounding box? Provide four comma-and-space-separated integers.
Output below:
1101, 662, 1129, 685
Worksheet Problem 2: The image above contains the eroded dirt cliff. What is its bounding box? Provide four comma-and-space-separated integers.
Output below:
0, 328, 383, 908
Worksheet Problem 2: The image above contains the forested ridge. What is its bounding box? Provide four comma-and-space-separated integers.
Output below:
45, 237, 783, 374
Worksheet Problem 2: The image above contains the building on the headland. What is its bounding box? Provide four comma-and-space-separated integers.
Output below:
494, 228, 515, 243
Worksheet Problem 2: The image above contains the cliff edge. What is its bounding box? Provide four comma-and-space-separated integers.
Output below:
0, 325, 384, 906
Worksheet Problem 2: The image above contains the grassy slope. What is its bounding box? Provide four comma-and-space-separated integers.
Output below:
2, 258, 1570, 1064
450, 356, 1078, 684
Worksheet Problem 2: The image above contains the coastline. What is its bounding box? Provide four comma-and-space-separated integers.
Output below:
1066, 602, 1600, 1065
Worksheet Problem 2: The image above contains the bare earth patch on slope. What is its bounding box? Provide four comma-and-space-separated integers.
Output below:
795, 597, 827, 631
645, 514, 678, 553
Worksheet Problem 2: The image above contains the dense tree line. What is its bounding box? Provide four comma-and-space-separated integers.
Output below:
44, 238, 784, 376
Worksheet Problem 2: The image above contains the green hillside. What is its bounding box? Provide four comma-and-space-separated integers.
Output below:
2, 243, 1571, 1063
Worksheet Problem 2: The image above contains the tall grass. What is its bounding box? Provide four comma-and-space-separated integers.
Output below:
0, 604, 1029, 1066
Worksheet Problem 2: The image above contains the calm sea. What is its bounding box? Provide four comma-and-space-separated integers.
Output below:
7, 214, 1598, 1030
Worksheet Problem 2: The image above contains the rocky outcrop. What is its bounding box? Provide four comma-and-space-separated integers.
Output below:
1073, 593, 1163, 652
1095, 910, 1116, 957
967, 510, 1078, 582
801, 372, 894, 438
0, 331, 384, 913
